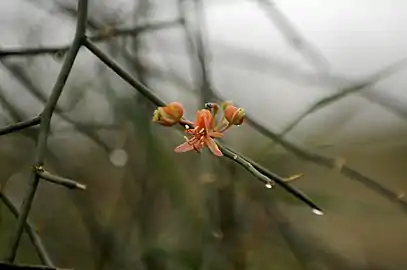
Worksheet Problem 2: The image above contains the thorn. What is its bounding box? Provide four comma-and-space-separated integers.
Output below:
284, 173, 304, 182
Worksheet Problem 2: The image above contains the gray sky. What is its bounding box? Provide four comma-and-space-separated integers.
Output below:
1, 0, 407, 149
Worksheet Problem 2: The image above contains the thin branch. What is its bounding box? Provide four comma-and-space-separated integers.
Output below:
0, 262, 69, 270
4, 0, 88, 263
263, 200, 314, 269
0, 192, 54, 266
263, 201, 362, 270
242, 112, 407, 214
84, 40, 166, 107
0, 116, 41, 136
83, 39, 323, 213
258, 57, 407, 162
254, 0, 407, 136
0, 19, 182, 59
255, 0, 331, 74
276, 57, 407, 138
254, 0, 407, 127
51, 1, 103, 31
1, 62, 110, 151
178, 0, 213, 101
34, 168, 86, 190
219, 144, 322, 212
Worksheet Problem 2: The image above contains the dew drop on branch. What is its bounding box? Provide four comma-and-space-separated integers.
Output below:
265, 182, 273, 189
312, 209, 324, 216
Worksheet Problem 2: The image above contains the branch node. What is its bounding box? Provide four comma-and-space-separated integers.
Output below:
32, 165, 44, 173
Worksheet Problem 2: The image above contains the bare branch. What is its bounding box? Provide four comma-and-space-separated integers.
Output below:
0, 19, 182, 59
242, 112, 407, 214
0, 262, 69, 270
84, 40, 166, 107
219, 144, 323, 212
255, 0, 331, 73
1, 62, 109, 151
0, 191, 54, 266
4, 0, 88, 263
178, 0, 213, 101
34, 168, 86, 190
0, 116, 40, 136
83, 39, 323, 213
278, 57, 407, 137
254, 0, 407, 130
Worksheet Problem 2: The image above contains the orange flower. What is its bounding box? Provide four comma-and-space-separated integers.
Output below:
222, 102, 245, 126
174, 109, 224, 156
152, 101, 245, 157
152, 102, 184, 126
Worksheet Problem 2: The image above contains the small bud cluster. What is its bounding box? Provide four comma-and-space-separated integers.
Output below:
152, 102, 184, 126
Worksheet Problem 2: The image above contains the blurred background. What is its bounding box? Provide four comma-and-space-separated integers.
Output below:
1, 0, 407, 269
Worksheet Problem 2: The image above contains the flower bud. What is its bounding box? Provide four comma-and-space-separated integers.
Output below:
223, 103, 245, 126
152, 102, 184, 126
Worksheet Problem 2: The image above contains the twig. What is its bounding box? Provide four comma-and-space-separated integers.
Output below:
263, 200, 314, 269
275, 57, 407, 138
0, 262, 70, 270
219, 145, 322, 212
254, 0, 407, 137
1, 62, 109, 151
0, 116, 41, 136
178, 0, 212, 101
255, 0, 330, 73
0, 191, 54, 266
243, 112, 407, 214
50, 0, 103, 31
84, 40, 166, 107
33, 167, 86, 190
257, 57, 407, 162
83, 39, 323, 213
4, 0, 88, 263
218, 145, 274, 186
254, 0, 407, 134
0, 19, 182, 58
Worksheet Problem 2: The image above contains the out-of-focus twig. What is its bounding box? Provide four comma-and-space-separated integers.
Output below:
178, 0, 213, 101
0, 191, 54, 266
4, 0, 88, 263
241, 111, 407, 214
50, 1, 103, 31
0, 19, 182, 59
0, 262, 70, 270
83, 39, 323, 213
0, 116, 41, 136
254, 0, 407, 142
273, 57, 407, 138
263, 201, 362, 270
255, 0, 330, 74
1, 62, 110, 151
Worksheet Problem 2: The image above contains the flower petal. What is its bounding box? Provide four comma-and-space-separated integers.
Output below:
195, 110, 203, 127
208, 131, 224, 138
205, 137, 223, 156
201, 109, 216, 131
174, 142, 195, 153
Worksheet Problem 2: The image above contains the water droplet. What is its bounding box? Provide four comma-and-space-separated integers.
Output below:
312, 209, 324, 216
265, 182, 273, 189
